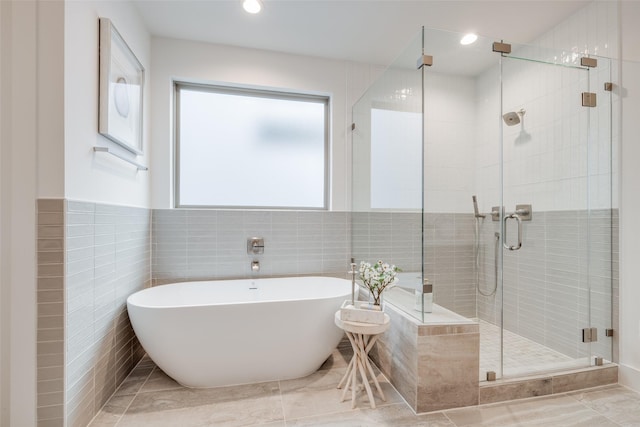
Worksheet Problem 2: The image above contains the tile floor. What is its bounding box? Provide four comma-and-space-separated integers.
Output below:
479, 320, 588, 380
89, 339, 640, 427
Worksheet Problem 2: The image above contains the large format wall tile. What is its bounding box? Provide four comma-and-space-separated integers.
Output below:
417, 328, 479, 412
371, 304, 479, 413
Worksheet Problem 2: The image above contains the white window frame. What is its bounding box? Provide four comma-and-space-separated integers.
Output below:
174, 81, 330, 209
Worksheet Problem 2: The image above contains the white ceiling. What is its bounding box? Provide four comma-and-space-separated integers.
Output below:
133, 0, 589, 67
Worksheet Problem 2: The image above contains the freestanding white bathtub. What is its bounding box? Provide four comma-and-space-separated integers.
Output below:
126, 276, 354, 388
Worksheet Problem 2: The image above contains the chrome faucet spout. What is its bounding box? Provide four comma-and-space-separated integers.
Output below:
251, 260, 260, 272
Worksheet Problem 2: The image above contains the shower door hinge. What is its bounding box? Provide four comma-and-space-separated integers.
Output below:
417, 54, 433, 69
605, 328, 614, 337
604, 82, 613, 92
582, 327, 598, 343
351, 123, 356, 131
581, 57, 598, 68
492, 41, 511, 55
582, 92, 597, 107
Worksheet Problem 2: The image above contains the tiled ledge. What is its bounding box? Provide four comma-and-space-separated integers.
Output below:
370, 303, 480, 413
370, 300, 618, 414
479, 364, 619, 404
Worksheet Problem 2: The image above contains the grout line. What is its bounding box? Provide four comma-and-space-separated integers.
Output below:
441, 411, 460, 427
113, 361, 155, 427
278, 380, 287, 426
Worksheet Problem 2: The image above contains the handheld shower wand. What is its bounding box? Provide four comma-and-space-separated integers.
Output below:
472, 195, 497, 297
472, 195, 486, 218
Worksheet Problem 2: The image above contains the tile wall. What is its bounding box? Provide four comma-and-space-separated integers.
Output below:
353, 207, 615, 365
151, 208, 477, 323
352, 211, 477, 318
37, 199, 66, 427
36, 199, 151, 427
152, 209, 350, 283
476, 209, 616, 364
350, 212, 422, 273
370, 303, 480, 413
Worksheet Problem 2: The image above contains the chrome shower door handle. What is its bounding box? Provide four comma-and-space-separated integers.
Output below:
503, 213, 523, 251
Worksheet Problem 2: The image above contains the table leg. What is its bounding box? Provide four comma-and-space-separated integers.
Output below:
356, 333, 376, 409
337, 357, 354, 389
340, 332, 357, 402
350, 354, 357, 408
340, 361, 352, 402
338, 330, 387, 409
363, 347, 386, 401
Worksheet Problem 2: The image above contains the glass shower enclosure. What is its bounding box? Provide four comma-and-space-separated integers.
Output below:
351, 27, 614, 381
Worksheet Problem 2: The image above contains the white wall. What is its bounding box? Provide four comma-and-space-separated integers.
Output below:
38, 1, 65, 199
0, 1, 40, 425
150, 37, 381, 211
65, 0, 151, 207
618, 0, 640, 393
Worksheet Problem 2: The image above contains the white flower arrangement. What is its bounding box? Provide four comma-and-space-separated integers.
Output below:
359, 260, 400, 306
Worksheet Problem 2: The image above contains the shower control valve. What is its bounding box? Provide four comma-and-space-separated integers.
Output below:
247, 237, 264, 255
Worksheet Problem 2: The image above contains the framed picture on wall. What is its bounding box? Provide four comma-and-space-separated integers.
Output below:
98, 17, 145, 154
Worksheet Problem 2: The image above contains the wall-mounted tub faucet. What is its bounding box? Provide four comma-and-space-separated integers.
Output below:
247, 237, 264, 255
251, 260, 260, 272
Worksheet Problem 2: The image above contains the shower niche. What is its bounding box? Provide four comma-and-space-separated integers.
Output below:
351, 26, 615, 389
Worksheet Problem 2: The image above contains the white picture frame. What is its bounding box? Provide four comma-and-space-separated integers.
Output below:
98, 18, 144, 154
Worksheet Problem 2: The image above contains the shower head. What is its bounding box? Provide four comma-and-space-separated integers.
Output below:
502, 111, 520, 126
502, 109, 526, 126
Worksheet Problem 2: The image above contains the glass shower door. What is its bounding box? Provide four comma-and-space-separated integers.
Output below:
499, 49, 611, 377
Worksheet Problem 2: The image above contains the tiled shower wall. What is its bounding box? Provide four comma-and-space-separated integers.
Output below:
37, 199, 151, 427
152, 209, 350, 283
351, 211, 477, 318
352, 208, 616, 362
477, 209, 617, 361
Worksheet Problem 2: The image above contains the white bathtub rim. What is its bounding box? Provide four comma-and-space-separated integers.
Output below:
127, 276, 355, 309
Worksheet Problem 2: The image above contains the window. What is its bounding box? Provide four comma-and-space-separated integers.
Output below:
175, 83, 329, 209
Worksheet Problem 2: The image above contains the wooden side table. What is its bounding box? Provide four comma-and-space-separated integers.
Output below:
334, 310, 390, 409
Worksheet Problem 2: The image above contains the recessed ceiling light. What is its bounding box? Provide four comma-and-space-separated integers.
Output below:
460, 33, 478, 45
242, 0, 263, 14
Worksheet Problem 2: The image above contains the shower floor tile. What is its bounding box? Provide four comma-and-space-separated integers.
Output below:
479, 320, 586, 380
